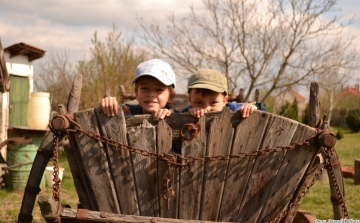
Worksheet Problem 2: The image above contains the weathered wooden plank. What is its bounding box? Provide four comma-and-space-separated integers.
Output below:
179, 116, 206, 220
218, 111, 270, 222
127, 119, 159, 217
200, 107, 234, 221
66, 131, 97, 210
73, 108, 120, 213
58, 207, 235, 223
283, 154, 320, 223
237, 114, 299, 223
257, 123, 318, 222
95, 106, 139, 215
157, 120, 179, 218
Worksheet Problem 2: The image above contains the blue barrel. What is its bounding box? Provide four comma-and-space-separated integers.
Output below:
5, 127, 48, 190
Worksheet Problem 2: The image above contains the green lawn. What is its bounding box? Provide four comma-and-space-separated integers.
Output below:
300, 127, 360, 220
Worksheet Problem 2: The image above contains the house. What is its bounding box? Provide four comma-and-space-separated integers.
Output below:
0, 41, 45, 159
340, 84, 360, 97
275, 87, 307, 119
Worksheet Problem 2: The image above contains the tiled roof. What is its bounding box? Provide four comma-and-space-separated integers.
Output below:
289, 89, 306, 102
4, 42, 45, 61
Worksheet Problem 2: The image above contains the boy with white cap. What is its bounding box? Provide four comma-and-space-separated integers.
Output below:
101, 58, 178, 120
183, 69, 266, 118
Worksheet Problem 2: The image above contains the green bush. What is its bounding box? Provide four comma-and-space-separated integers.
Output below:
280, 100, 299, 121
335, 128, 344, 140
346, 110, 360, 132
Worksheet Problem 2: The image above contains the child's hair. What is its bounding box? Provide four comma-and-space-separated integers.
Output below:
135, 76, 175, 99
188, 88, 227, 97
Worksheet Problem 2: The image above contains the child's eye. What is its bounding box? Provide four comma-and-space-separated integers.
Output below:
140, 87, 148, 91
157, 88, 165, 92
194, 102, 202, 105
211, 101, 218, 105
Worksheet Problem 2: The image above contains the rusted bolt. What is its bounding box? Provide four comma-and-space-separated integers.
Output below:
317, 131, 336, 148
51, 115, 70, 131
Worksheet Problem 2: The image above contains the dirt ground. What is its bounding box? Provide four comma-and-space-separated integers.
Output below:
1, 186, 79, 223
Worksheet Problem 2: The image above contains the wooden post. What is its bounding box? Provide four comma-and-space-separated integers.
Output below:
255, 89, 260, 102
355, 159, 360, 185
236, 88, 245, 102
119, 85, 126, 104
309, 82, 321, 127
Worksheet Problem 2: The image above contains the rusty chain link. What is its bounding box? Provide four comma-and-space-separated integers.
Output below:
50, 115, 349, 222
52, 133, 61, 202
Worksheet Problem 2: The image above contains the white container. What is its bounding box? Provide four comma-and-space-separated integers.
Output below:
45, 166, 64, 187
27, 92, 51, 129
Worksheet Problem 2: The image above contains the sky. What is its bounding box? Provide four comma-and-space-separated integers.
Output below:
1, 0, 360, 92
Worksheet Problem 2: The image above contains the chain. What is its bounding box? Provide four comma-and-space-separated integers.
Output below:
52, 134, 61, 202
67, 118, 313, 168
323, 146, 349, 218
270, 162, 326, 223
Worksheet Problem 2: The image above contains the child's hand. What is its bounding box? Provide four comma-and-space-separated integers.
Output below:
239, 103, 257, 118
100, 96, 118, 117
188, 108, 210, 118
152, 109, 173, 121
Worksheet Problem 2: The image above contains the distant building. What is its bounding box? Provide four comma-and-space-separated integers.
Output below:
0, 42, 45, 159
340, 84, 360, 97
275, 87, 307, 119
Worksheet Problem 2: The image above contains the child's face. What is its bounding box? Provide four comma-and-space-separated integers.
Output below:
188, 89, 228, 112
135, 77, 173, 114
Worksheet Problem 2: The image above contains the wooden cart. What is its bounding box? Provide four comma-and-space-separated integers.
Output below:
18, 75, 348, 223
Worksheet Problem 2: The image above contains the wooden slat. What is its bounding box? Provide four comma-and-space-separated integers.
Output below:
128, 119, 159, 217
218, 111, 270, 222
257, 123, 318, 222
237, 114, 299, 223
200, 107, 234, 221
95, 106, 139, 215
157, 120, 179, 218
66, 131, 97, 210
73, 108, 120, 213
178, 116, 206, 220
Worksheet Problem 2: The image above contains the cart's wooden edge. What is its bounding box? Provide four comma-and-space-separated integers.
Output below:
60, 207, 235, 223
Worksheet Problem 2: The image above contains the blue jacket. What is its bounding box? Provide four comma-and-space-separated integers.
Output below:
182, 102, 266, 112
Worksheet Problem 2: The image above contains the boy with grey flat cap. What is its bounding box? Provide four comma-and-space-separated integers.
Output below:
183, 69, 266, 118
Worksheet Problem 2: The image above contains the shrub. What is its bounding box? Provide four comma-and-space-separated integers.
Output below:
345, 110, 360, 132
335, 128, 344, 140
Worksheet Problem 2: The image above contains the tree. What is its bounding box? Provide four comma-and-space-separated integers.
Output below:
138, 0, 358, 102
280, 99, 299, 121
77, 27, 148, 109
34, 49, 75, 111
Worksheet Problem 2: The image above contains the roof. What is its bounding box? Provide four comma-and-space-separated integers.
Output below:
289, 89, 306, 102
341, 86, 360, 97
4, 42, 45, 61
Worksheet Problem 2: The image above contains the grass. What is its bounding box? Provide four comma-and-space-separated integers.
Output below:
300, 126, 360, 220
0, 149, 78, 223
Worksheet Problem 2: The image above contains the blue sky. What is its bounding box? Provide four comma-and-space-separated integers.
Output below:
0, 0, 359, 91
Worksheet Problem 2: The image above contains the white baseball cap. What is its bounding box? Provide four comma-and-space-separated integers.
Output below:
132, 59, 176, 88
